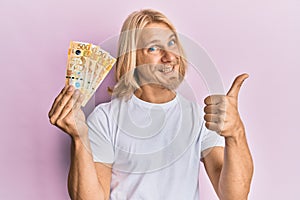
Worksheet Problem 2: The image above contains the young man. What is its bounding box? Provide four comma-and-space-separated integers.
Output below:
48, 9, 253, 200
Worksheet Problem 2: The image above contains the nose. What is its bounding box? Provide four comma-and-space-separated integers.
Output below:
161, 50, 176, 63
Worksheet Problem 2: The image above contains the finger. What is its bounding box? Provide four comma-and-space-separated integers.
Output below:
205, 122, 221, 133
204, 104, 226, 114
73, 92, 85, 111
204, 95, 225, 105
57, 89, 82, 120
226, 73, 249, 98
204, 114, 220, 123
48, 85, 70, 117
49, 86, 75, 124
204, 105, 217, 114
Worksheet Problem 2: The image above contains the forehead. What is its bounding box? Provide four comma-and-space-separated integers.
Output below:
138, 23, 175, 45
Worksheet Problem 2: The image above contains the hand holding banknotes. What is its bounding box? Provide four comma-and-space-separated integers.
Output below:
48, 85, 88, 139
48, 41, 116, 139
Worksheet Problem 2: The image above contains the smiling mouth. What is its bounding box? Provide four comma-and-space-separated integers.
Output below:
158, 65, 175, 73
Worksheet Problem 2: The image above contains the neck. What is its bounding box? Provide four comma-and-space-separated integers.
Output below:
134, 84, 176, 103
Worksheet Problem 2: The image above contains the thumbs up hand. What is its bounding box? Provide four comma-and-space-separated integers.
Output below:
204, 73, 249, 138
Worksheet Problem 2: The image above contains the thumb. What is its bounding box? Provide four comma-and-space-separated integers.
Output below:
226, 73, 249, 98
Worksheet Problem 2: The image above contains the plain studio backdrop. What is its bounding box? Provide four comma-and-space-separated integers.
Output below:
1, 0, 299, 199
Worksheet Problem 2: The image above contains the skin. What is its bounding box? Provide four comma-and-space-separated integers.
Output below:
48, 22, 253, 200
134, 23, 181, 102
203, 73, 254, 200
48, 86, 111, 200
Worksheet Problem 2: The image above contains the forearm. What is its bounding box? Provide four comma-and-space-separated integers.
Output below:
68, 135, 105, 200
218, 130, 254, 200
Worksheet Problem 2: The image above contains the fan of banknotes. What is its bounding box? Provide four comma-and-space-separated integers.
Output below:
65, 41, 116, 106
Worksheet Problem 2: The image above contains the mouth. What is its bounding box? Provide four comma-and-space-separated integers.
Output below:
158, 65, 176, 74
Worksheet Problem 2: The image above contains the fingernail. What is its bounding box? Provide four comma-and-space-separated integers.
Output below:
75, 89, 80, 95
68, 85, 73, 91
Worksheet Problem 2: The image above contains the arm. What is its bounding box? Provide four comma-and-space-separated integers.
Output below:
68, 135, 112, 200
202, 74, 254, 200
48, 85, 112, 200
202, 134, 253, 200
220, 130, 253, 199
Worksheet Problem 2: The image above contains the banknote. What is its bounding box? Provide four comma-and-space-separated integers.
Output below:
90, 55, 115, 94
65, 41, 116, 106
66, 41, 92, 95
83, 44, 100, 96
82, 49, 116, 106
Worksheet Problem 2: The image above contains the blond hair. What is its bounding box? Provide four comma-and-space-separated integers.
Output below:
111, 9, 187, 99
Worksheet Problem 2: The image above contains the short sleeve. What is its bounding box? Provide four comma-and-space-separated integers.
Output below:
87, 106, 114, 163
200, 121, 225, 158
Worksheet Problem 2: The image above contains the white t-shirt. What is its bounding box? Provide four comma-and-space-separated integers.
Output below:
87, 93, 225, 200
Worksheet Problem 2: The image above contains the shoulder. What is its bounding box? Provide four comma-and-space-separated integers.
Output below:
177, 93, 203, 113
87, 97, 128, 122
93, 101, 112, 113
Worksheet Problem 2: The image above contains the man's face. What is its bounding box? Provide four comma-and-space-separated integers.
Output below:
136, 23, 183, 90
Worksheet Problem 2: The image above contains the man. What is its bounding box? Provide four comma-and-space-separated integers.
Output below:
48, 9, 253, 200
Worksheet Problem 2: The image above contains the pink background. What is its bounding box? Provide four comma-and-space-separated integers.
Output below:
1, 0, 299, 199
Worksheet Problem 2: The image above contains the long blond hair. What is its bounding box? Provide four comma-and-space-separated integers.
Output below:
111, 9, 187, 99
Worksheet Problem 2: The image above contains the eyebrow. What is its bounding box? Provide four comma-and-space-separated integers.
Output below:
143, 33, 176, 47
169, 33, 176, 39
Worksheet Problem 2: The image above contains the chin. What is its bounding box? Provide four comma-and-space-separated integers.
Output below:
156, 70, 184, 90
159, 77, 183, 90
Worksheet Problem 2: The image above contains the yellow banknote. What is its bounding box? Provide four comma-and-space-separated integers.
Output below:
66, 41, 92, 94
65, 41, 116, 107
82, 48, 116, 106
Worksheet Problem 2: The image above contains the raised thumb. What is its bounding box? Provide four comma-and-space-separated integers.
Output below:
226, 73, 249, 98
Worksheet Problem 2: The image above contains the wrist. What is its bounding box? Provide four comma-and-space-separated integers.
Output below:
71, 130, 90, 149
71, 125, 88, 141
225, 125, 246, 146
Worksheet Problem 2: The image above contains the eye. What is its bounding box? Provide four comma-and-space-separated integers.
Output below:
148, 46, 159, 53
168, 39, 176, 47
